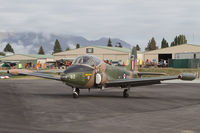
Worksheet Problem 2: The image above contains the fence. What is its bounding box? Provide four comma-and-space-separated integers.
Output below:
169, 59, 200, 68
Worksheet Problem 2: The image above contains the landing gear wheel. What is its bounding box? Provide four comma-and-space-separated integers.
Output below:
73, 88, 80, 98
73, 92, 79, 98
123, 89, 129, 98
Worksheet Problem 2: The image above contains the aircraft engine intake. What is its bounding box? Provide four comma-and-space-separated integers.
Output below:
95, 73, 102, 84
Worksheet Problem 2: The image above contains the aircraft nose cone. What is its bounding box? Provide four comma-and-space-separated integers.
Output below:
61, 72, 77, 86
61, 73, 70, 80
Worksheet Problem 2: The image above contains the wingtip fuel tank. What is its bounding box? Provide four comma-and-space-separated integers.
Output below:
178, 73, 197, 81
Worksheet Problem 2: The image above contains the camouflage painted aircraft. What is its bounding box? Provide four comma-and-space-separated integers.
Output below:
8, 47, 197, 98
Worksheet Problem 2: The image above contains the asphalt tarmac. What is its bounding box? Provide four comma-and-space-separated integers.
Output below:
0, 79, 200, 133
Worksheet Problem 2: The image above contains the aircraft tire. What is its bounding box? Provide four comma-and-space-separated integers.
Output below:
73, 92, 79, 98
76, 88, 80, 95
73, 88, 80, 98
123, 89, 129, 98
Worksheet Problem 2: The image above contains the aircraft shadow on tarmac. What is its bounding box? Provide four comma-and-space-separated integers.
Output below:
30, 92, 200, 102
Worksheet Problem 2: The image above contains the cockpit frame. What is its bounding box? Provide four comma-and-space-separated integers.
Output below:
72, 55, 102, 68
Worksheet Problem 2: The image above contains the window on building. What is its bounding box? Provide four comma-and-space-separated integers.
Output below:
86, 48, 94, 53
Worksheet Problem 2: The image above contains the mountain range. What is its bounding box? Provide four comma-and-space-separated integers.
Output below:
0, 32, 132, 54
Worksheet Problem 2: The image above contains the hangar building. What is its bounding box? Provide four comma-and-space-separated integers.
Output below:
54, 46, 134, 63
0, 54, 54, 68
143, 44, 200, 63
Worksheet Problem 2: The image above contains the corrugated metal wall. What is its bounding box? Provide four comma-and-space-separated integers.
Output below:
175, 53, 194, 59
196, 53, 200, 59
175, 52, 200, 59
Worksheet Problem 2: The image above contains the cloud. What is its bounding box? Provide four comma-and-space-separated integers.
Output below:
0, 41, 38, 54
0, 0, 200, 50
68, 43, 76, 49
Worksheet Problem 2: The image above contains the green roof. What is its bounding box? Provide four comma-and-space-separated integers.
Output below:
137, 51, 142, 54
93, 46, 131, 53
24, 54, 54, 59
0, 56, 5, 58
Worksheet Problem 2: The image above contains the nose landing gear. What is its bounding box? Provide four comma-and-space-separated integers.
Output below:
73, 88, 80, 98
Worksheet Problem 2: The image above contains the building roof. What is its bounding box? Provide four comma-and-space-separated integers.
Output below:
0, 54, 37, 61
26, 54, 54, 59
93, 46, 131, 53
0, 56, 4, 58
54, 45, 131, 56
0, 54, 54, 61
144, 44, 200, 54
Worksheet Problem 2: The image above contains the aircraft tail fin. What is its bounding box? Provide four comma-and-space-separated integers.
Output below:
125, 46, 137, 72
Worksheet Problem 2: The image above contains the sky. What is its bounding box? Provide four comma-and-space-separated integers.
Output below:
0, 0, 200, 50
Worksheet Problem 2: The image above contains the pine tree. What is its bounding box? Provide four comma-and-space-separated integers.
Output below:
107, 38, 112, 47
161, 38, 169, 48
145, 37, 158, 51
3, 43, 14, 53
136, 44, 141, 51
53, 39, 62, 54
118, 42, 122, 48
38, 46, 45, 55
76, 44, 80, 49
171, 35, 187, 47
115, 42, 122, 48
66, 47, 70, 51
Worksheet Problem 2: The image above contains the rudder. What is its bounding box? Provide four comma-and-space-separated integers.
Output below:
125, 46, 137, 72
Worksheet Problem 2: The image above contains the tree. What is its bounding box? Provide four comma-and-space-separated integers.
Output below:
53, 39, 62, 54
76, 44, 80, 49
115, 42, 122, 48
171, 35, 187, 47
145, 37, 158, 51
161, 38, 169, 48
136, 44, 141, 51
38, 46, 45, 55
118, 42, 122, 48
107, 38, 112, 47
66, 47, 70, 51
4, 43, 14, 53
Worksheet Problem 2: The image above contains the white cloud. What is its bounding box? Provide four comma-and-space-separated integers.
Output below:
68, 43, 76, 49
0, 0, 200, 50
0, 41, 38, 54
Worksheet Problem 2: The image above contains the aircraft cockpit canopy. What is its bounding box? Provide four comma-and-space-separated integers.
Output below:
72, 55, 101, 67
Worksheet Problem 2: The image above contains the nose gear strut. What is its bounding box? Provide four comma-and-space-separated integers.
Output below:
73, 88, 80, 98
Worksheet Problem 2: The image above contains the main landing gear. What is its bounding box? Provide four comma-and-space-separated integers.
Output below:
73, 88, 80, 98
123, 87, 130, 98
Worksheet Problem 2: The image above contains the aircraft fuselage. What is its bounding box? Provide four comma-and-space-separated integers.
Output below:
60, 62, 137, 89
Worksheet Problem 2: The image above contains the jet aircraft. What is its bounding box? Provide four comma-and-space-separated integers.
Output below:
8, 47, 197, 98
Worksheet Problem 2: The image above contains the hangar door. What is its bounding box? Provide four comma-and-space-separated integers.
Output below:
158, 54, 172, 63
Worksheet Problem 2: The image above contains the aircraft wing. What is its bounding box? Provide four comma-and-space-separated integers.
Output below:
8, 69, 61, 81
105, 73, 197, 87
20, 72, 61, 80
137, 72, 166, 76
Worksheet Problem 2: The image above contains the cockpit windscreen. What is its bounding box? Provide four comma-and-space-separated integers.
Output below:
72, 55, 101, 67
